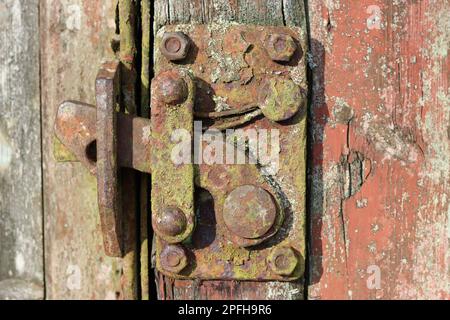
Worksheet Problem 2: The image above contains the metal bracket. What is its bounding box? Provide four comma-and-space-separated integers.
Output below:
54, 23, 308, 281
55, 61, 152, 257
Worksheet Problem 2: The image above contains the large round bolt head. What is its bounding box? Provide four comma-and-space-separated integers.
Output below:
266, 33, 297, 62
160, 32, 191, 61
223, 185, 277, 239
154, 71, 188, 105
259, 77, 305, 122
160, 245, 188, 274
268, 246, 298, 276
154, 207, 187, 237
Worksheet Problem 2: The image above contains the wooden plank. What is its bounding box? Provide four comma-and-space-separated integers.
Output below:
0, 0, 43, 300
307, 0, 449, 299
140, 0, 151, 301
153, 0, 306, 300
118, 0, 139, 300
40, 0, 123, 299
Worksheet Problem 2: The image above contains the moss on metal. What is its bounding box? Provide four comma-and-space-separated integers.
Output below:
152, 23, 307, 281
53, 136, 77, 162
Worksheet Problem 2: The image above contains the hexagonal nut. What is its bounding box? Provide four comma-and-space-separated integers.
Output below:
160, 32, 191, 61
160, 245, 188, 274
265, 33, 297, 62
268, 246, 298, 276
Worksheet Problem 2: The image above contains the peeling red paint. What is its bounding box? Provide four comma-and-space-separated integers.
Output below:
309, 0, 449, 300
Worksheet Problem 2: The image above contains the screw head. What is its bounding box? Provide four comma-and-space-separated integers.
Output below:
160, 245, 188, 274
259, 77, 305, 122
223, 185, 277, 239
154, 207, 187, 237
268, 246, 298, 276
160, 32, 191, 61
266, 33, 297, 62
154, 71, 188, 105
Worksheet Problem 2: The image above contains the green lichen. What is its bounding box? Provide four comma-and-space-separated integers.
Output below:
53, 136, 77, 162
259, 78, 305, 122
152, 23, 307, 282
221, 245, 250, 266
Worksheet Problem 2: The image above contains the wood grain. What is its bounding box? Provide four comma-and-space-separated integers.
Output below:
140, 0, 151, 300
307, 0, 449, 299
40, 0, 122, 299
0, 0, 43, 300
153, 0, 307, 300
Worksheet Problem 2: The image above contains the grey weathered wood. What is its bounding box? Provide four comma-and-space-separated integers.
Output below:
153, 0, 306, 300
0, 0, 43, 300
155, 0, 304, 28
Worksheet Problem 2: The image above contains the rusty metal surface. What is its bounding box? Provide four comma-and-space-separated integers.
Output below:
117, 115, 152, 174
223, 185, 278, 240
160, 245, 188, 274
55, 61, 152, 258
154, 207, 188, 238
150, 70, 196, 245
95, 60, 123, 257
55, 23, 307, 282
54, 101, 97, 174
153, 24, 308, 281
160, 32, 192, 61
265, 33, 298, 62
55, 101, 152, 175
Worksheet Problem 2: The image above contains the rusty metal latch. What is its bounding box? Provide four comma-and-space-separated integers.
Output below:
54, 23, 308, 281
55, 61, 152, 256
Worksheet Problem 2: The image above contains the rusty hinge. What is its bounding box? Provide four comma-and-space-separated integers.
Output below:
55, 23, 308, 281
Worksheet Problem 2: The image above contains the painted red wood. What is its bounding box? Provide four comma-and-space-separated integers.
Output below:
308, 0, 449, 299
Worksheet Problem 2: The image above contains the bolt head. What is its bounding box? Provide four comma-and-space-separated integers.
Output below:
266, 33, 297, 62
160, 32, 191, 61
160, 245, 188, 274
223, 185, 277, 240
268, 246, 298, 276
154, 71, 188, 105
259, 77, 305, 122
154, 207, 187, 237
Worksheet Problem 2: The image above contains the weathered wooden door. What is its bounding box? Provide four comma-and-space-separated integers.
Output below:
1, 0, 448, 300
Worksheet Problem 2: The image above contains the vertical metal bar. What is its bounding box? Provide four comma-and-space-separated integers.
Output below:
95, 61, 123, 258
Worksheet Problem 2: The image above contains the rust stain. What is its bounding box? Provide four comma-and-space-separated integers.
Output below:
152, 24, 308, 281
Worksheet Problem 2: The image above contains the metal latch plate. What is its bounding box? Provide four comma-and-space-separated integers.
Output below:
153, 24, 307, 281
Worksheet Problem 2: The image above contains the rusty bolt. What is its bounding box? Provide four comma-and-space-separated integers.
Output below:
268, 246, 298, 276
154, 71, 188, 105
266, 33, 297, 62
259, 77, 305, 122
154, 207, 187, 237
160, 32, 191, 61
160, 244, 188, 274
223, 185, 277, 240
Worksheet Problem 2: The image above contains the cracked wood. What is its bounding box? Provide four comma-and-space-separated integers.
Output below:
308, 0, 449, 300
